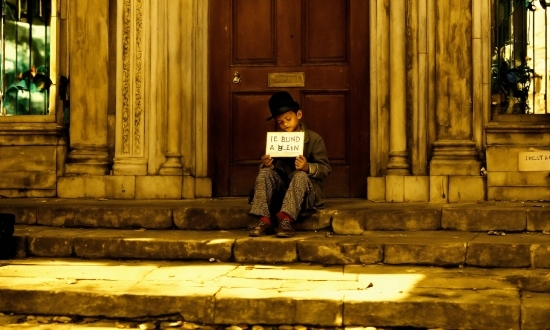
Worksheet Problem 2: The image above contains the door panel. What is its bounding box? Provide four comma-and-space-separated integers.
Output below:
210, 0, 369, 198
304, 0, 348, 63
302, 92, 348, 162
233, 0, 276, 64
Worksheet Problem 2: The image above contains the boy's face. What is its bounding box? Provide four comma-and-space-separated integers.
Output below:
275, 110, 302, 132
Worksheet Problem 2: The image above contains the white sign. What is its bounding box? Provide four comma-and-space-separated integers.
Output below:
518, 151, 550, 171
266, 132, 304, 157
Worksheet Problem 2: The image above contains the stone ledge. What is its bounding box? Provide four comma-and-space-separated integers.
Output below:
5, 199, 550, 233
442, 207, 527, 231
1, 261, 543, 328
13, 226, 550, 269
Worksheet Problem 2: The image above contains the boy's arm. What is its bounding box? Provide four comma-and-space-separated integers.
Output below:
307, 137, 331, 180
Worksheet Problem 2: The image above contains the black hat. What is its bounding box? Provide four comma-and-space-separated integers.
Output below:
267, 91, 300, 120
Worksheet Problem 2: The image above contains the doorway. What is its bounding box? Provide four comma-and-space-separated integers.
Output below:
209, 0, 370, 198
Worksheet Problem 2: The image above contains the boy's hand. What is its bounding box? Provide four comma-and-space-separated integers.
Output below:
261, 154, 273, 167
295, 155, 309, 172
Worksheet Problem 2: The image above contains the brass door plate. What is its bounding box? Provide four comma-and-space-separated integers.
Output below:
268, 72, 305, 87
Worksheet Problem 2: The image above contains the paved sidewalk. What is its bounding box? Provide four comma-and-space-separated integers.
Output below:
0, 259, 549, 329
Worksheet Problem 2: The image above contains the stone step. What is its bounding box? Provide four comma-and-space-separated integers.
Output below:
2, 198, 550, 233
0, 259, 549, 329
12, 225, 550, 268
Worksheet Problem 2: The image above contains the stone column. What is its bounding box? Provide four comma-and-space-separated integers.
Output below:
112, 0, 149, 175
429, 0, 480, 175
65, 0, 110, 175
158, 0, 183, 176
386, 0, 410, 175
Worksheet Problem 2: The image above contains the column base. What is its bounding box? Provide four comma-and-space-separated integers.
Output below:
159, 154, 183, 176
430, 159, 481, 176
387, 150, 410, 175
65, 148, 109, 175
430, 140, 481, 176
112, 157, 148, 176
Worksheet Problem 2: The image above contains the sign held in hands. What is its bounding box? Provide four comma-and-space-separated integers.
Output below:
266, 132, 304, 157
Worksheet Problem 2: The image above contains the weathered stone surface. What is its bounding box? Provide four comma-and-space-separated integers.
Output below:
214, 288, 295, 325
0, 146, 56, 190
364, 207, 441, 231
430, 176, 449, 203
297, 236, 382, 265
293, 210, 332, 231
488, 171, 550, 187
504, 270, 550, 293
532, 243, 550, 268
27, 229, 87, 257
344, 288, 520, 329
234, 237, 298, 263
466, 234, 532, 268
367, 176, 385, 202
521, 292, 550, 330
215, 288, 343, 326
173, 207, 251, 230
448, 176, 485, 203
228, 264, 353, 281
0, 285, 216, 321
135, 176, 182, 199
73, 230, 237, 261
74, 207, 173, 229
379, 231, 475, 266
486, 146, 523, 172
526, 207, 550, 231
0, 260, 545, 328
489, 186, 550, 202
36, 207, 74, 227
385, 175, 404, 202
37, 207, 173, 229
404, 176, 429, 202
57, 176, 136, 199
13, 225, 51, 258
332, 210, 365, 235
293, 298, 343, 326
442, 207, 526, 231
0, 207, 36, 224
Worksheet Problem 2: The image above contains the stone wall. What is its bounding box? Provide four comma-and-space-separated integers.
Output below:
367, 0, 491, 203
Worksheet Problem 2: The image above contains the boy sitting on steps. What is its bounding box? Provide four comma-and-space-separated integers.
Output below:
249, 91, 331, 238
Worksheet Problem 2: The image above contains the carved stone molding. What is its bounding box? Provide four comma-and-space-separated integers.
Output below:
114, 0, 147, 175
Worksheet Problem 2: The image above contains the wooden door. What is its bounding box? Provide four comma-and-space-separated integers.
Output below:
209, 0, 369, 198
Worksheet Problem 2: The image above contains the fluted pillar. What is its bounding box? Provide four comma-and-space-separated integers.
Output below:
429, 0, 480, 175
112, 0, 149, 176
158, 0, 183, 176
65, 0, 109, 175
386, 0, 410, 175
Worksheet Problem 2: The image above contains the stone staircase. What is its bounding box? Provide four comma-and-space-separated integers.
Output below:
1, 198, 550, 329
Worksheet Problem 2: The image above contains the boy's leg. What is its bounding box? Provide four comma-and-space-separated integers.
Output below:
276, 171, 315, 237
249, 167, 285, 236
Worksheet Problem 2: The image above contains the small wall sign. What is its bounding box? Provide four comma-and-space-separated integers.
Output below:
518, 150, 550, 171
266, 132, 304, 157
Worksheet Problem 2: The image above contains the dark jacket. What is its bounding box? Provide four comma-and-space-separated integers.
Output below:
271, 125, 331, 207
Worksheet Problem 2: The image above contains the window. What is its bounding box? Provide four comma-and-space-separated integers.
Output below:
492, 0, 549, 115
0, 0, 52, 116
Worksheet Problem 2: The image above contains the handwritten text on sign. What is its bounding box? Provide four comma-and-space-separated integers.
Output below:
266, 132, 304, 157
518, 151, 550, 171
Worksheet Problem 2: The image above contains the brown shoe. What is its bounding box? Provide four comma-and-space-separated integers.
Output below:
276, 219, 295, 238
249, 220, 275, 236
